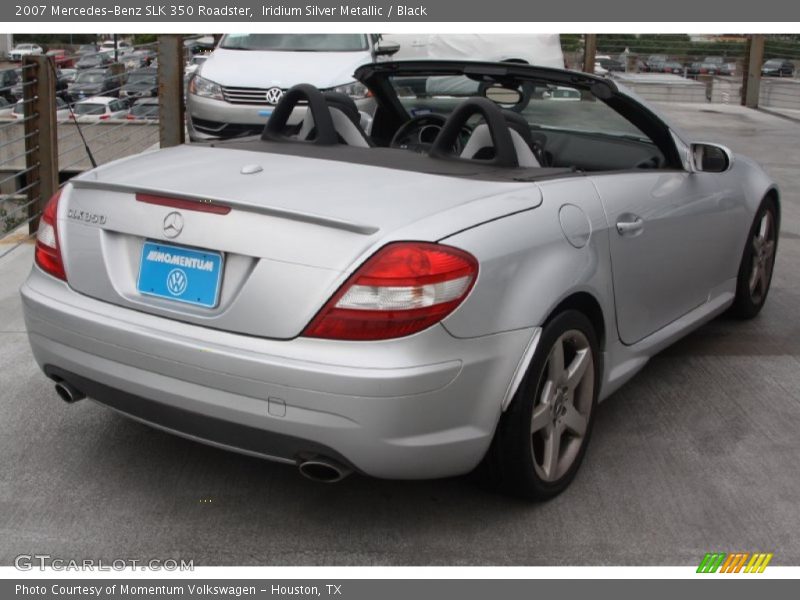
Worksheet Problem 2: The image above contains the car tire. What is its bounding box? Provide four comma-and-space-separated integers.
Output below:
729, 197, 778, 319
482, 310, 600, 501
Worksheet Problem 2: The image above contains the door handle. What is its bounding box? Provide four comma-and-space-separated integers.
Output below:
616, 215, 644, 236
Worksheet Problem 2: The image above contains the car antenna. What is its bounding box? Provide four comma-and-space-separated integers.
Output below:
48, 59, 97, 168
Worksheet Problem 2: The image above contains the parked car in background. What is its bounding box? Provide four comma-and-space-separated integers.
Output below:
68, 68, 126, 101
0, 68, 20, 101
100, 40, 134, 57
701, 56, 734, 75
76, 44, 99, 56
69, 96, 129, 122
9, 44, 44, 61
687, 61, 722, 77
12, 97, 71, 121
59, 68, 78, 85
644, 54, 668, 71
597, 55, 624, 72
187, 33, 395, 140
657, 61, 685, 75
124, 49, 156, 70
126, 97, 159, 121
120, 67, 157, 100
762, 58, 795, 77
46, 49, 76, 68
76, 53, 114, 70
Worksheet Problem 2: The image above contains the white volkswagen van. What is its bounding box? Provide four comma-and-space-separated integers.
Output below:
187, 34, 397, 140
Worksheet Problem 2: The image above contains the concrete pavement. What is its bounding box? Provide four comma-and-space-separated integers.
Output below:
0, 103, 798, 566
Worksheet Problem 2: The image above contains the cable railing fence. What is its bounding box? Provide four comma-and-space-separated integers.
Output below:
0, 34, 189, 259
562, 34, 800, 110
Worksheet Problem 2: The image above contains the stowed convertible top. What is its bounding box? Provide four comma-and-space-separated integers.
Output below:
209, 137, 580, 183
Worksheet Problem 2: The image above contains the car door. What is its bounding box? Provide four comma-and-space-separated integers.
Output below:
593, 168, 738, 345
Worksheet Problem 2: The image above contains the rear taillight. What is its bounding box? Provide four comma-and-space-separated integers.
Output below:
35, 190, 66, 280
303, 242, 478, 341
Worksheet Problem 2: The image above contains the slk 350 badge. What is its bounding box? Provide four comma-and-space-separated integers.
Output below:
67, 209, 107, 225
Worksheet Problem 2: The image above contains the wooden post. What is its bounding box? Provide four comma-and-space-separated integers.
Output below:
742, 34, 765, 108
583, 34, 597, 74
157, 34, 185, 148
22, 55, 59, 234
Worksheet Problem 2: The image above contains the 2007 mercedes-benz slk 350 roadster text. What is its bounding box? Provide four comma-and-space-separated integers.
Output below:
21, 61, 779, 499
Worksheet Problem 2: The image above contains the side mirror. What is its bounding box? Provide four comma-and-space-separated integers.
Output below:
375, 42, 400, 57
691, 142, 733, 173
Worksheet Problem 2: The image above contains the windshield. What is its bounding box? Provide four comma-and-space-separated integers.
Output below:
75, 72, 105, 84
220, 34, 368, 52
389, 74, 649, 140
74, 103, 106, 115
127, 73, 156, 84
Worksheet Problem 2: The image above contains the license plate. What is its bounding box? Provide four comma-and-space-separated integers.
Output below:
137, 241, 223, 308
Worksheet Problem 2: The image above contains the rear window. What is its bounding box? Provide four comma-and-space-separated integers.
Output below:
220, 34, 368, 52
75, 72, 104, 83
74, 103, 105, 115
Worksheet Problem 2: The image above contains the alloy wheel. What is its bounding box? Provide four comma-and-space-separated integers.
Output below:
530, 329, 595, 482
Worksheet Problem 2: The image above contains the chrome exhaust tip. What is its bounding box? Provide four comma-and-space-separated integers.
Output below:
298, 458, 351, 483
54, 381, 86, 404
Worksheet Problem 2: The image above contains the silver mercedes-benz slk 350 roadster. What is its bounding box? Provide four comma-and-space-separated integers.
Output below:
21, 61, 779, 499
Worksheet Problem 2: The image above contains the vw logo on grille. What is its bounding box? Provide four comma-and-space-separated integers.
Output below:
265, 87, 283, 105
162, 211, 183, 238
166, 268, 188, 296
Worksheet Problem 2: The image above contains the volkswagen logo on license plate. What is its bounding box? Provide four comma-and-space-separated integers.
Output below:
166, 268, 188, 296
265, 87, 283, 105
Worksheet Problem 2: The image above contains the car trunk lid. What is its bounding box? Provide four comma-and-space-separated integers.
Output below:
58, 144, 542, 338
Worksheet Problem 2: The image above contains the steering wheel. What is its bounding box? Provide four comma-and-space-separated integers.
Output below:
390, 114, 447, 153
261, 83, 338, 145
430, 97, 519, 168
390, 113, 473, 155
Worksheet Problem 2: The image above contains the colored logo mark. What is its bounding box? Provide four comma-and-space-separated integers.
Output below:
697, 552, 773, 573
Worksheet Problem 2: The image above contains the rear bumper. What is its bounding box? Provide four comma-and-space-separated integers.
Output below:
21, 267, 537, 479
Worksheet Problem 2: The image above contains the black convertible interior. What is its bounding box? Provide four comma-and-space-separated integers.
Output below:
211, 61, 683, 180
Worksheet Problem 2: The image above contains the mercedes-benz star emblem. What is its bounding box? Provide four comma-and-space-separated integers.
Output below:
162, 211, 183, 239
265, 87, 283, 105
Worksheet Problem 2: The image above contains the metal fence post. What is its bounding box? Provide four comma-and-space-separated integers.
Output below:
23, 55, 59, 234
158, 34, 185, 148
742, 34, 765, 108
582, 34, 597, 74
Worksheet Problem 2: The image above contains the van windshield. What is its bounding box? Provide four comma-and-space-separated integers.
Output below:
220, 34, 368, 52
